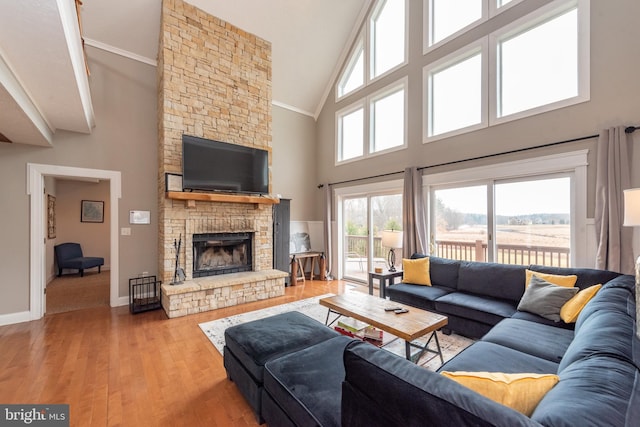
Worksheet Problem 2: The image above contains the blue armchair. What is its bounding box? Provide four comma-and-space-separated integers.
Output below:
54, 243, 104, 277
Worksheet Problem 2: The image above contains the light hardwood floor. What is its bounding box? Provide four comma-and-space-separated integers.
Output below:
0, 279, 357, 427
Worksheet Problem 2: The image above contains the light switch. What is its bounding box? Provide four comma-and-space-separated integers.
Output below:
121, 227, 131, 236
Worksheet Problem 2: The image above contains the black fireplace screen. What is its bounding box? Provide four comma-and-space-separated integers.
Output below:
192, 232, 253, 278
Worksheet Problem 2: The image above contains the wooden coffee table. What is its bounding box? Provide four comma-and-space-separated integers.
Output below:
319, 292, 448, 364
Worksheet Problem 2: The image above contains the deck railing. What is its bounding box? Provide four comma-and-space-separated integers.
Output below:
434, 239, 570, 267
344, 236, 570, 267
345, 235, 385, 258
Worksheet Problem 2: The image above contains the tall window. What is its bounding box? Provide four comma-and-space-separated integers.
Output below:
337, 105, 364, 162
427, 0, 484, 46
371, 0, 406, 79
371, 82, 406, 153
497, 7, 578, 117
427, 46, 485, 138
338, 40, 364, 98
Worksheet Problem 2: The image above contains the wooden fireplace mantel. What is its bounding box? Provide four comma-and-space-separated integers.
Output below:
166, 191, 280, 206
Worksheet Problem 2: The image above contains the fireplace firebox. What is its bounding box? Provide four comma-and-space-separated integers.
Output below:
192, 232, 253, 278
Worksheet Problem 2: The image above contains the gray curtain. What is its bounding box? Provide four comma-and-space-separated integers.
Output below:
594, 126, 635, 274
402, 167, 428, 258
322, 184, 333, 280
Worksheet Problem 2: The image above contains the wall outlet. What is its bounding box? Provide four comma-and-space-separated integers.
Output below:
121, 227, 131, 236
142, 271, 149, 277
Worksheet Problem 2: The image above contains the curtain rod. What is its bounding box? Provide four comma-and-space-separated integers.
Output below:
318, 127, 638, 189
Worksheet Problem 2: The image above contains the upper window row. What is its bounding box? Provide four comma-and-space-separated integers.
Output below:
336, 0, 589, 162
338, 0, 524, 100
425, 0, 589, 141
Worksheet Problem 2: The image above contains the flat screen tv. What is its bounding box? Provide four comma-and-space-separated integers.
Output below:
182, 135, 269, 195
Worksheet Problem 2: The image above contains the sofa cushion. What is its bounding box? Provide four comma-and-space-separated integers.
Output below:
559, 307, 639, 372
386, 283, 453, 311
528, 264, 620, 290
342, 341, 540, 427
532, 356, 640, 427
438, 341, 559, 375
457, 261, 527, 302
510, 311, 575, 330
481, 319, 573, 363
401, 256, 431, 286
263, 335, 353, 427
440, 371, 559, 416
516, 276, 578, 322
435, 292, 517, 326
411, 254, 460, 288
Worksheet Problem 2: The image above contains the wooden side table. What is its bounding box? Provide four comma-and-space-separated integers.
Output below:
290, 251, 322, 281
368, 270, 403, 298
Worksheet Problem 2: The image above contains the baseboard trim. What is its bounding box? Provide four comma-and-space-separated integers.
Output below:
0, 311, 31, 326
1, 297, 134, 326
114, 296, 129, 307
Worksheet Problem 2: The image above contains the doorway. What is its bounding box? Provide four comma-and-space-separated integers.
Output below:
28, 163, 121, 321
336, 180, 403, 283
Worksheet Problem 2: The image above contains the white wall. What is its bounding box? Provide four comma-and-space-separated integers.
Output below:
0, 46, 158, 317
272, 106, 320, 221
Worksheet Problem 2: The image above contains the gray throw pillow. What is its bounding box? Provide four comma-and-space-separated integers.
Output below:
517, 276, 579, 322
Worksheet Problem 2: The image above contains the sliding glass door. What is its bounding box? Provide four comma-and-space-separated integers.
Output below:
340, 188, 403, 282
432, 184, 490, 261
430, 174, 572, 267
343, 197, 370, 280
494, 176, 571, 266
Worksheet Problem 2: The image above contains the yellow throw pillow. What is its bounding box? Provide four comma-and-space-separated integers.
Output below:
441, 371, 559, 416
525, 269, 577, 288
560, 284, 602, 323
401, 257, 431, 286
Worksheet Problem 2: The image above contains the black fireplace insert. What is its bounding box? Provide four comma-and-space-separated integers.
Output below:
192, 232, 253, 278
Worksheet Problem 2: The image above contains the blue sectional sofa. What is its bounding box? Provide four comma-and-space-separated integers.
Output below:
343, 273, 639, 426
224, 258, 639, 426
386, 254, 621, 338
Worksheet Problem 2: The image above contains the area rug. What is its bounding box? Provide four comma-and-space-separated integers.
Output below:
199, 292, 474, 370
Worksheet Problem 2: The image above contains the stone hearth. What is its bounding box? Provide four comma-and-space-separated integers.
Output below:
161, 270, 287, 318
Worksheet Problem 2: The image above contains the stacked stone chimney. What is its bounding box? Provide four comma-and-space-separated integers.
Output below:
157, 0, 273, 285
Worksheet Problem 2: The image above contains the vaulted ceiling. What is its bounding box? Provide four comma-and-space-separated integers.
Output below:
0, 0, 370, 147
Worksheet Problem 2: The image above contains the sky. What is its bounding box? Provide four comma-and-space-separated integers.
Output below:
438, 177, 570, 216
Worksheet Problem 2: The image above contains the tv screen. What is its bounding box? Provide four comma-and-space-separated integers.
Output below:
182, 135, 269, 195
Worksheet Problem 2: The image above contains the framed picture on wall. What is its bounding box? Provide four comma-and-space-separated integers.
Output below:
81, 200, 104, 223
47, 194, 56, 238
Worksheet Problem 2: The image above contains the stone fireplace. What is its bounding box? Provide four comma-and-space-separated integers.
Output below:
156, 0, 286, 318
